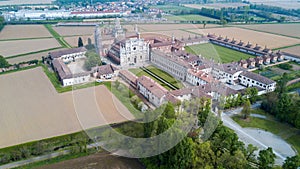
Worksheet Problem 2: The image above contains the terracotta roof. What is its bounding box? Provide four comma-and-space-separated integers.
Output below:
49, 47, 87, 59
164, 92, 180, 104
137, 75, 168, 98
215, 63, 245, 74
93, 64, 118, 75
52, 59, 90, 79
119, 70, 138, 85
240, 71, 275, 85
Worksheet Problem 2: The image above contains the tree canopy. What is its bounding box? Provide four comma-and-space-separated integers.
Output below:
0, 55, 9, 68
84, 51, 101, 71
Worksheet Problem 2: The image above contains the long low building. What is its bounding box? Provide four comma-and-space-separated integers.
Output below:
49, 47, 87, 62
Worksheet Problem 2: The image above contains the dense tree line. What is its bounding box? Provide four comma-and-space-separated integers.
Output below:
130, 99, 279, 168
0, 16, 5, 31
261, 73, 300, 128
0, 55, 9, 68
250, 4, 300, 18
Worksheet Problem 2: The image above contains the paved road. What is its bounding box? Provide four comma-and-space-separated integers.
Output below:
221, 102, 296, 165
0, 150, 70, 169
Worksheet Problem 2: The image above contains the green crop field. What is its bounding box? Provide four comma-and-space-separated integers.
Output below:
185, 43, 254, 63
150, 5, 194, 13
165, 14, 218, 21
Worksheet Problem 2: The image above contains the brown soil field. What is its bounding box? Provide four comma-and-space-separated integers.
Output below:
64, 35, 95, 47
191, 27, 300, 49
6, 48, 63, 64
0, 38, 60, 57
149, 30, 198, 39
282, 46, 300, 56
137, 24, 217, 32
0, 67, 134, 148
38, 152, 144, 169
184, 3, 248, 9
237, 24, 300, 38
53, 26, 95, 36
0, 0, 53, 6
0, 25, 52, 40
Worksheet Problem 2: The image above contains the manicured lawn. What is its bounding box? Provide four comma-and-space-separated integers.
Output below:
129, 66, 183, 90
232, 109, 300, 154
185, 43, 254, 63
165, 14, 217, 21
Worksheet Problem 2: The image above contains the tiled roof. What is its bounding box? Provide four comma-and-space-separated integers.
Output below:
240, 71, 276, 85
49, 47, 87, 59
52, 59, 90, 79
137, 75, 168, 98
119, 70, 138, 85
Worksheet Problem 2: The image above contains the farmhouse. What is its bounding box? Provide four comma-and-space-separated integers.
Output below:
52, 58, 90, 86
239, 71, 276, 93
212, 62, 245, 85
49, 47, 87, 62
92, 64, 118, 79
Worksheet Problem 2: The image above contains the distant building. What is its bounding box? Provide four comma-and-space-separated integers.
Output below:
92, 64, 118, 79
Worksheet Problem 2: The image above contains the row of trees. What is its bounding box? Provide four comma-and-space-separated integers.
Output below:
261, 73, 300, 128
0, 133, 90, 165
0, 55, 9, 68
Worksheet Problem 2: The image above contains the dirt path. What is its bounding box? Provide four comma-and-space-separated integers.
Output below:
37, 152, 145, 169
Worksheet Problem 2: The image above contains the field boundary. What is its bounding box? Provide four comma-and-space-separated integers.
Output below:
0, 36, 53, 42
235, 25, 300, 40
44, 24, 72, 48
5, 47, 63, 59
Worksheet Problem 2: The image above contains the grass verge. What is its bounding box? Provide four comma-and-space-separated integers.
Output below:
232, 109, 300, 154
44, 24, 72, 48
129, 66, 182, 90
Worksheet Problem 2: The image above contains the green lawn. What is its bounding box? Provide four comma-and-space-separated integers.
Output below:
232, 109, 300, 154
185, 43, 254, 63
165, 14, 217, 21
129, 66, 183, 90
103, 82, 143, 118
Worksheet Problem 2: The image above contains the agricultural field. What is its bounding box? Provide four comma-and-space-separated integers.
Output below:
0, 25, 52, 40
0, 67, 134, 148
282, 45, 300, 56
137, 23, 216, 32
149, 30, 198, 40
237, 24, 300, 38
0, 38, 60, 57
183, 3, 249, 10
6, 48, 63, 64
248, 0, 300, 9
185, 43, 254, 63
191, 27, 300, 49
149, 5, 194, 13
64, 35, 94, 47
52, 26, 95, 36
164, 14, 218, 22
0, 0, 53, 6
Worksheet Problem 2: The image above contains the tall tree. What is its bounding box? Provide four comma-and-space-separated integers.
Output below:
78, 37, 83, 47
0, 55, 9, 68
283, 155, 300, 169
258, 147, 276, 169
241, 99, 251, 119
